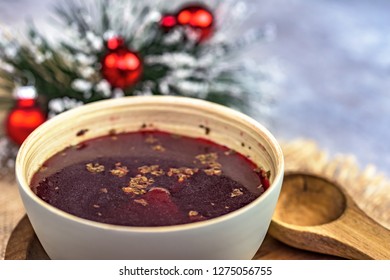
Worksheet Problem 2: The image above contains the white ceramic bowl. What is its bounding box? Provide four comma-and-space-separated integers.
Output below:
16, 96, 284, 260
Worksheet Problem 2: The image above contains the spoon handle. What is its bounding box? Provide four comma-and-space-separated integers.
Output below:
320, 201, 390, 260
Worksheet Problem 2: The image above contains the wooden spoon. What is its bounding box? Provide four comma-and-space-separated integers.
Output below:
269, 172, 390, 259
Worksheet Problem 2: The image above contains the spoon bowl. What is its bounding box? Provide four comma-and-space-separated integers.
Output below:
269, 172, 390, 259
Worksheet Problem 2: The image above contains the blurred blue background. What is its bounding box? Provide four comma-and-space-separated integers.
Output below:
1, 0, 389, 177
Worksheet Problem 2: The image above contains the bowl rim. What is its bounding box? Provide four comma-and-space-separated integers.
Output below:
16, 96, 284, 233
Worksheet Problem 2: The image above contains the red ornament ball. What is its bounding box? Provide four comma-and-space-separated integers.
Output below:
106, 36, 125, 51
102, 38, 142, 89
5, 86, 46, 146
160, 14, 177, 30
177, 5, 214, 40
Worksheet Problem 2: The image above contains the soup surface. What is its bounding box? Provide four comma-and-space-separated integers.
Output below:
31, 130, 270, 226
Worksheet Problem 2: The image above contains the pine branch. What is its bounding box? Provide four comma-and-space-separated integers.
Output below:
0, 0, 274, 117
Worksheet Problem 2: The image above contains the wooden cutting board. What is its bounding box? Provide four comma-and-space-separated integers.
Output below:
5, 215, 341, 260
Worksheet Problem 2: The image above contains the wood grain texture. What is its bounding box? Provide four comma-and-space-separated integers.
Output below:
281, 139, 390, 230
4, 215, 47, 260
270, 173, 390, 260
5, 215, 339, 260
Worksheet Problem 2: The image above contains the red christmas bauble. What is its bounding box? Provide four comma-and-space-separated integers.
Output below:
102, 38, 143, 89
160, 14, 177, 30
106, 36, 125, 51
177, 5, 214, 41
5, 86, 46, 146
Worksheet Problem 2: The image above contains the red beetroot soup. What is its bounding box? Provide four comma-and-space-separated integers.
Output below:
31, 130, 270, 227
